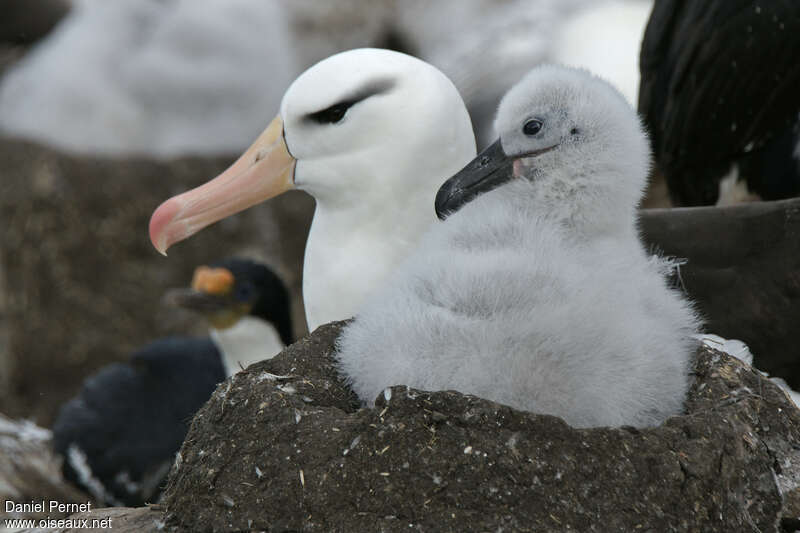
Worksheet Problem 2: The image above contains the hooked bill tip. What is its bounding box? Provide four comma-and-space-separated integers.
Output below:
149, 198, 182, 256
434, 182, 458, 220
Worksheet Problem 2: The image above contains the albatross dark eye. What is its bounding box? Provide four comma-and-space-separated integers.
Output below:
523, 119, 543, 136
308, 102, 352, 125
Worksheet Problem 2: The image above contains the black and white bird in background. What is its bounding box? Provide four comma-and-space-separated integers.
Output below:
52, 258, 292, 506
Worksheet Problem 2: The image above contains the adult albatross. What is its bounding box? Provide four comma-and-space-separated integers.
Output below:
149, 48, 476, 331
337, 65, 700, 428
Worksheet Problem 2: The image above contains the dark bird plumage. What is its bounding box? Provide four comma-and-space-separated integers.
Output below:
52, 338, 224, 506
51, 258, 292, 506
639, 0, 800, 205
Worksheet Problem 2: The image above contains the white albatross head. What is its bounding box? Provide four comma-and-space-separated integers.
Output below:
149, 48, 476, 330
436, 65, 649, 235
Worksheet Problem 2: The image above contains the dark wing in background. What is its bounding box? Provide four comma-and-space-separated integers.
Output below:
52, 337, 225, 506
639, 0, 800, 205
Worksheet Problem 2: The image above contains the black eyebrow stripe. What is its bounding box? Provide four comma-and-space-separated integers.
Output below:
305, 78, 396, 122
343, 78, 396, 105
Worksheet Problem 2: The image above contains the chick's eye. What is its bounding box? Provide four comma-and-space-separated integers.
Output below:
523, 119, 543, 136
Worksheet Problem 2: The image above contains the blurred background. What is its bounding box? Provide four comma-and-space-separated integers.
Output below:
0, 0, 658, 427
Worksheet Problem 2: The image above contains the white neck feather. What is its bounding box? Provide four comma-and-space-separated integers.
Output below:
302, 186, 440, 331
210, 316, 284, 376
